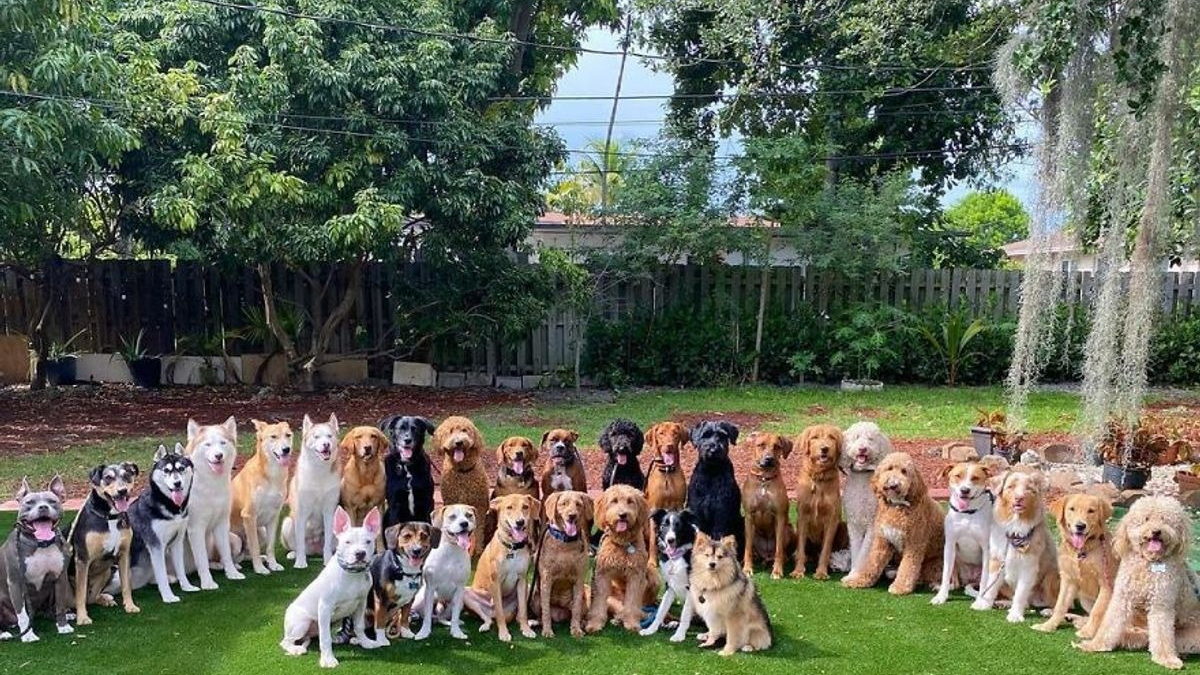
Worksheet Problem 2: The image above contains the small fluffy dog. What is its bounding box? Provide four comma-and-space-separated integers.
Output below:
932, 461, 996, 605
339, 426, 389, 527
413, 504, 477, 641
687, 421, 743, 552
644, 422, 689, 512
1034, 493, 1116, 637
641, 508, 699, 642
128, 443, 197, 602
600, 418, 646, 491
534, 490, 593, 638
493, 436, 540, 500
690, 531, 773, 656
1078, 496, 1200, 670
283, 414, 342, 567
586, 484, 654, 633
465, 494, 540, 642
369, 521, 437, 640
842, 452, 944, 595
71, 462, 140, 624
378, 415, 437, 527
280, 506, 386, 668
0, 476, 72, 641
184, 416, 245, 588
433, 417, 489, 555
973, 467, 1059, 622
792, 424, 844, 580
840, 422, 893, 575
740, 432, 795, 579
539, 428, 586, 495
230, 419, 293, 575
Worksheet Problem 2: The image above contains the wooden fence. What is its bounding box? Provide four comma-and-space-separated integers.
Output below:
3, 261, 1199, 377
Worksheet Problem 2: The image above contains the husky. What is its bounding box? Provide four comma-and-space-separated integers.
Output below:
641, 508, 699, 642
128, 443, 198, 603
282, 414, 342, 568
184, 417, 245, 589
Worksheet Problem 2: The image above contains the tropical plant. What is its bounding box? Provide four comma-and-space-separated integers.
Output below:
829, 305, 909, 382
114, 328, 154, 363
920, 309, 987, 386
47, 329, 87, 360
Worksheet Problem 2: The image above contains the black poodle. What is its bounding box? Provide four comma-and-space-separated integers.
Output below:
599, 418, 646, 491
686, 420, 743, 555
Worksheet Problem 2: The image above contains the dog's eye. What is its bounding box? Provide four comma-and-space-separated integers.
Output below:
1087, 508, 1095, 514
900, 468, 907, 475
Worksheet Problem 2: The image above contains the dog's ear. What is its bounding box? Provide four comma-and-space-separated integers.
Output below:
327, 413, 339, 435
374, 428, 390, 456
938, 464, 955, 481
526, 494, 541, 524
543, 491, 561, 525
251, 419, 266, 433
540, 430, 552, 450
795, 427, 813, 458
830, 426, 844, 454
429, 525, 443, 549
906, 461, 927, 500
333, 506, 351, 536
303, 414, 314, 437
598, 425, 612, 454
778, 435, 794, 459
338, 431, 356, 461
89, 465, 106, 486
593, 490, 609, 531
1112, 514, 1131, 559
154, 444, 168, 462
495, 440, 508, 468
47, 475, 65, 500
376, 415, 396, 434
1097, 497, 1114, 524
16, 477, 30, 501
488, 497, 502, 514
186, 418, 199, 441
418, 417, 436, 436
694, 529, 711, 549
525, 438, 539, 464
630, 423, 644, 456
633, 492, 649, 528
430, 506, 445, 529
362, 507, 382, 538
122, 462, 140, 478
650, 508, 667, 528
719, 534, 737, 552
679, 508, 696, 529
384, 524, 402, 550
1049, 496, 1068, 528
719, 421, 739, 445
222, 416, 237, 441
468, 422, 485, 456
580, 494, 594, 529
174, 442, 186, 456
568, 430, 579, 444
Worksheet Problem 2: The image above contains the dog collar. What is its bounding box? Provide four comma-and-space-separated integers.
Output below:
1007, 523, 1040, 552
84, 498, 128, 525
1075, 534, 1105, 560
546, 526, 581, 543
654, 460, 679, 474
502, 538, 529, 552
504, 466, 534, 483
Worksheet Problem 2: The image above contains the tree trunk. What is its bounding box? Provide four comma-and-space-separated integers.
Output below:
751, 261, 771, 383
257, 262, 302, 386
26, 259, 59, 390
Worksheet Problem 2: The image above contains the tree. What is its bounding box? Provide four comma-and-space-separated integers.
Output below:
546, 138, 633, 217
912, 188, 1030, 268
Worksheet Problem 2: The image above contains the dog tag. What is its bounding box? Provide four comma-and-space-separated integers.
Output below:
408, 580, 420, 590
1151, 562, 1168, 574
506, 552, 515, 560
627, 544, 637, 555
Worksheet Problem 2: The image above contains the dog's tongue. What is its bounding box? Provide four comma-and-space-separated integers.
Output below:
1148, 538, 1164, 553
401, 446, 413, 460
1070, 533, 1087, 550
409, 554, 423, 567
456, 532, 471, 550
616, 454, 628, 466
113, 495, 130, 513
210, 460, 225, 474
564, 521, 578, 537
31, 519, 56, 542
951, 494, 969, 511
169, 489, 186, 507
278, 454, 291, 467
511, 527, 527, 543
453, 449, 464, 463
665, 544, 677, 558
513, 459, 525, 474
662, 452, 675, 466
616, 520, 629, 532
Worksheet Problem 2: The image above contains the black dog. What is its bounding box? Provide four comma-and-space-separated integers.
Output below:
686, 420, 743, 555
378, 416, 437, 528
599, 418, 645, 491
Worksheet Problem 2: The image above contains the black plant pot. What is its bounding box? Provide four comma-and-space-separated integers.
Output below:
44, 357, 77, 386
128, 357, 162, 388
1103, 462, 1149, 491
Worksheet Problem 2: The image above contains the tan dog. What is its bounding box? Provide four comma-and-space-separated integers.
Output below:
464, 493, 540, 642
740, 431, 795, 579
644, 422, 689, 512
339, 427, 388, 527
434, 417, 490, 556
793, 424, 845, 580
493, 436, 540, 500
1034, 493, 1116, 637
533, 490, 593, 638
539, 429, 586, 496
586, 484, 655, 633
691, 531, 773, 656
842, 452, 945, 595
231, 420, 293, 575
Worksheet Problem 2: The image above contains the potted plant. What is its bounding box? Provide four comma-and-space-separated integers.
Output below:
43, 329, 86, 386
168, 330, 240, 385
830, 306, 903, 392
970, 409, 1024, 460
1097, 418, 1169, 490
114, 328, 161, 388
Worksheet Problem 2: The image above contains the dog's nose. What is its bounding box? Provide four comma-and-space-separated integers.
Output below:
280, 446, 291, 455
411, 547, 424, 557
959, 487, 971, 496
514, 451, 524, 460
1152, 529, 1163, 538
453, 438, 465, 448
618, 513, 628, 521
355, 550, 367, 562
213, 451, 225, 460
566, 514, 577, 522
116, 488, 129, 498
708, 561, 717, 570
554, 442, 565, 451
1073, 523, 1087, 533
514, 519, 527, 528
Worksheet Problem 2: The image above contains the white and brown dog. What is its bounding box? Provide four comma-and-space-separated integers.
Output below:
184, 417, 245, 590
282, 414, 342, 568
973, 467, 1059, 621
413, 504, 477, 641
932, 461, 995, 605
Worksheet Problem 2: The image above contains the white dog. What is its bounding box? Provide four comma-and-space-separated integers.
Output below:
840, 422, 892, 575
184, 417, 245, 589
413, 504, 476, 641
282, 414, 341, 569
932, 461, 994, 605
280, 506, 386, 668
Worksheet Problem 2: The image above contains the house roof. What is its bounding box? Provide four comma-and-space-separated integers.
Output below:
535, 210, 778, 229
1001, 232, 1077, 258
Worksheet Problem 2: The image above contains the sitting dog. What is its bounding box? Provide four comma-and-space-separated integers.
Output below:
494, 436, 540, 500
973, 467, 1059, 622
932, 460, 996, 605
740, 432, 795, 579
690, 531, 773, 656
842, 452, 944, 595
368, 521, 437, 640
279, 506, 386, 668
641, 508, 699, 642
534, 490, 593, 638
378, 415, 436, 527
230, 419, 293, 575
413, 504, 477, 641
1034, 493, 1116, 637
792, 424, 844, 580
434, 417, 489, 556
539, 428, 586, 496
840, 422, 892, 575
1077, 495, 1200, 669
128, 443, 197, 602
339, 426, 389, 527
586, 484, 655, 633
600, 418, 646, 491
0, 476, 72, 641
645, 422, 689, 512
71, 462, 141, 624
184, 416, 245, 588
464, 494, 540, 642
283, 414, 341, 568
687, 421, 743, 553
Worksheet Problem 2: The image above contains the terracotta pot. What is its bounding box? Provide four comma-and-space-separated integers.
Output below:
1175, 470, 1200, 493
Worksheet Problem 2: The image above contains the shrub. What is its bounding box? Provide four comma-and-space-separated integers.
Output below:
1150, 315, 1200, 386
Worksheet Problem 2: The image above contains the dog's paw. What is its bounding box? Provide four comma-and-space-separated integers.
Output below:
790, 570, 807, 580
76, 614, 92, 626
294, 560, 309, 570
124, 602, 141, 614
413, 628, 431, 641
180, 582, 200, 593
21, 631, 40, 643
543, 627, 557, 639
718, 647, 737, 657
0, 631, 11, 640
696, 632, 709, 642
399, 628, 414, 639
770, 570, 783, 580
521, 627, 536, 639
571, 626, 585, 639
813, 569, 830, 581
585, 621, 604, 634
1075, 628, 1095, 641
364, 637, 388, 650
970, 599, 991, 611
498, 631, 512, 643
57, 624, 74, 635
639, 626, 656, 637
478, 622, 491, 633
282, 644, 307, 657
887, 582, 912, 596
162, 593, 181, 604
200, 579, 219, 591
742, 565, 754, 576
669, 631, 687, 643
254, 565, 270, 576
930, 593, 948, 606
450, 628, 468, 640
97, 593, 115, 607
1031, 621, 1056, 633
1153, 654, 1185, 670
840, 574, 866, 588
1006, 610, 1026, 624
226, 569, 246, 581
267, 560, 284, 572
1075, 640, 1105, 653
319, 654, 339, 669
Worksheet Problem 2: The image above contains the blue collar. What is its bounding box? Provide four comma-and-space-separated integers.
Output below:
546, 525, 581, 543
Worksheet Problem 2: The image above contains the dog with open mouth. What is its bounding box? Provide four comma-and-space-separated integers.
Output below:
687, 420, 743, 556
282, 414, 342, 567
413, 504, 477, 641
365, 521, 438, 640
433, 417, 489, 557
0, 476, 72, 641
1034, 493, 1117, 638
644, 422, 689, 513
931, 460, 997, 606
231, 419, 293, 574
600, 419, 646, 491
184, 416, 245, 589
378, 415, 436, 527
533, 490, 593, 638
586, 484, 656, 633
641, 508, 699, 642
493, 436, 540, 501
840, 422, 893, 575
128, 443, 198, 603
70, 461, 141, 625
539, 429, 586, 496
792, 425, 846, 580
465, 493, 541, 642
339, 426, 389, 528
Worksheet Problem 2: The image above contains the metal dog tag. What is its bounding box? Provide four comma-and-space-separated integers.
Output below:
1151, 562, 1168, 574
627, 544, 637, 555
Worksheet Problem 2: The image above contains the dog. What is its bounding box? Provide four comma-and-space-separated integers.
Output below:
433, 417, 489, 556
1077, 496, 1200, 669
586, 484, 655, 633
687, 421, 743, 553
540, 428, 587, 496
184, 416, 245, 588
645, 422, 689, 512
493, 436, 540, 500
128, 443, 197, 602
739, 432, 794, 579
368, 521, 437, 640
931, 460, 996, 605
464, 494, 540, 642
690, 531, 773, 656
280, 506, 387, 668
71, 462, 140, 624
413, 504, 477, 641
840, 421, 893, 575
533, 490, 593, 638
339, 426, 389, 527
792, 424, 844, 580
641, 508, 699, 642
282, 413, 342, 568
842, 452, 944, 595
599, 418, 646, 491
1033, 493, 1116, 637
0, 476, 72, 641
378, 415, 436, 527
973, 467, 1059, 622
230, 419, 293, 575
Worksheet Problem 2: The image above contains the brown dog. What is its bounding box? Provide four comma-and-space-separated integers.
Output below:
231, 419, 293, 574
464, 493, 540, 642
740, 431, 795, 579
339, 426, 388, 527
842, 452, 945, 595
793, 424, 845, 580
534, 490, 593, 638
644, 422, 689, 512
539, 429, 586, 496
494, 436, 540, 500
434, 416, 490, 556
586, 484, 655, 633
1034, 493, 1117, 637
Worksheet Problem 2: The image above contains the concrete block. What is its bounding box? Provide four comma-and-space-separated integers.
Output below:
75, 353, 132, 383
392, 361, 436, 387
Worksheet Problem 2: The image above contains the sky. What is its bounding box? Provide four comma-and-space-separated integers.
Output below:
536, 28, 1037, 212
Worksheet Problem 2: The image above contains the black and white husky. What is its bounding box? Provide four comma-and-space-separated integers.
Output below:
127, 443, 198, 603
640, 508, 698, 641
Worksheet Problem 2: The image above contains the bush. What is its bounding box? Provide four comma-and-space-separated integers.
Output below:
1151, 315, 1200, 386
